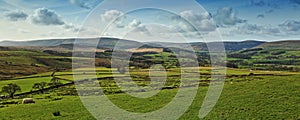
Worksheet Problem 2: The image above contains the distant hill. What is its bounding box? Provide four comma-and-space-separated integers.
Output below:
0, 37, 144, 50
0, 39, 75, 46
221, 40, 266, 51
256, 40, 300, 50
2, 38, 300, 52
190, 40, 266, 52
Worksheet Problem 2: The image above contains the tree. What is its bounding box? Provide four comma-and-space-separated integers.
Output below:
48, 77, 62, 86
40, 82, 47, 89
50, 77, 59, 84
51, 71, 56, 77
1, 83, 21, 99
32, 82, 47, 93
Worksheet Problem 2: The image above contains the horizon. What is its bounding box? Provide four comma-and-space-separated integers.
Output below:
0, 36, 299, 44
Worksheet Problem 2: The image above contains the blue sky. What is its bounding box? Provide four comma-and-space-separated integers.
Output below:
0, 0, 300, 42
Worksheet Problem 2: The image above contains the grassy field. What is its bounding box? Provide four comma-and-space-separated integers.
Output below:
0, 67, 299, 119
0, 77, 70, 94
229, 48, 300, 70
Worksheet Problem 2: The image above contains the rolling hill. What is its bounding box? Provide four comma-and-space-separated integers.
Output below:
0, 38, 269, 52
256, 40, 300, 50
0, 37, 144, 50
0, 38, 299, 79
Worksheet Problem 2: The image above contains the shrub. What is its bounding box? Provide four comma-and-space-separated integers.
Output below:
52, 111, 61, 116
1, 83, 21, 99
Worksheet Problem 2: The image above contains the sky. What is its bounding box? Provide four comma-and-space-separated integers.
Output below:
0, 0, 300, 42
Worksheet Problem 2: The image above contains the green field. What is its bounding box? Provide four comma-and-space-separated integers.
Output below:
0, 76, 71, 94
0, 67, 299, 119
0, 43, 299, 119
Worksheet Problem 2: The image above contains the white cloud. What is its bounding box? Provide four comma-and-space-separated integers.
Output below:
218, 20, 300, 40
0, 8, 8, 12
128, 19, 141, 29
101, 10, 124, 22
1, 7, 82, 33
69, 0, 91, 9
29, 8, 81, 32
4, 10, 28, 21
128, 19, 150, 35
0, 20, 79, 40
18, 29, 30, 34
0, 7, 83, 40
279, 20, 300, 32
31, 8, 65, 26
233, 24, 281, 35
100, 10, 126, 29
213, 7, 246, 27
101, 19, 152, 41
63, 23, 81, 32
177, 10, 216, 32
257, 14, 265, 18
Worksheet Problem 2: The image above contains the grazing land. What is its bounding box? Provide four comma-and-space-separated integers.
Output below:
0, 38, 299, 119
0, 67, 299, 119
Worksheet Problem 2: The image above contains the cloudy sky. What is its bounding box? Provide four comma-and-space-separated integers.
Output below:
0, 0, 300, 42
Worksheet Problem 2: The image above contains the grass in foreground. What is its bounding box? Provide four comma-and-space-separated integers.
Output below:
0, 72, 299, 119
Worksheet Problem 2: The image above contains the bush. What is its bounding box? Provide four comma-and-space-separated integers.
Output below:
249, 73, 254, 76
53, 111, 61, 116
51, 97, 63, 101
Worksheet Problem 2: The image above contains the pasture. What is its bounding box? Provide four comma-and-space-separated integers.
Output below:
0, 67, 299, 119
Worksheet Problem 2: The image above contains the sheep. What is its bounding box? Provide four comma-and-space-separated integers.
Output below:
22, 98, 35, 104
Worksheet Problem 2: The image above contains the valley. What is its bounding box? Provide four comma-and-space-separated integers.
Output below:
0, 38, 299, 119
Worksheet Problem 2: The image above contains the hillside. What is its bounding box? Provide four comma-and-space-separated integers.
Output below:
0, 49, 73, 80
256, 40, 300, 50
0, 38, 299, 79
0, 38, 268, 52
190, 40, 265, 52
217, 40, 265, 51
0, 37, 144, 50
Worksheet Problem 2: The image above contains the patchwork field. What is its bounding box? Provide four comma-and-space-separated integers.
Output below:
0, 67, 299, 119
0, 40, 299, 119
